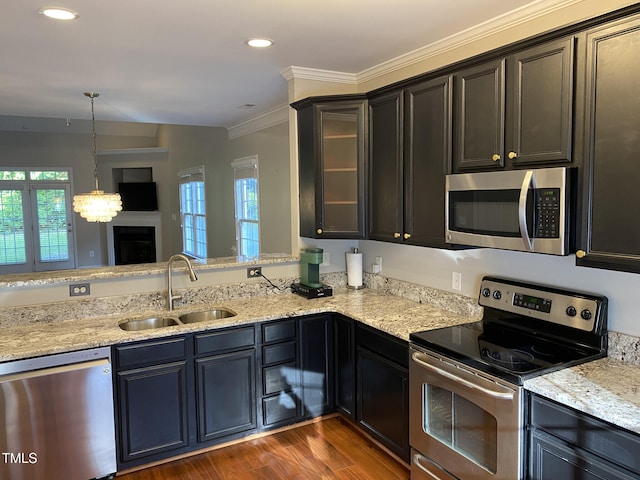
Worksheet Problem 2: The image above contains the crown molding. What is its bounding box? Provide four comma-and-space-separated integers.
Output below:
357, 0, 583, 83
227, 104, 289, 139
281, 66, 358, 84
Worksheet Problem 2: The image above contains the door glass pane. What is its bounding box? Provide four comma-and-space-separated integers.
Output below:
0, 189, 27, 265
424, 384, 498, 474
35, 188, 69, 262
453, 394, 497, 473
321, 110, 359, 233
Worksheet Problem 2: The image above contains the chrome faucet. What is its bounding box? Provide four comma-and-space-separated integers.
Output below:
166, 254, 198, 311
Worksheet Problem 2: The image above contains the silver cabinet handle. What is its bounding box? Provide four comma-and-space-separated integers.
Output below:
411, 352, 514, 400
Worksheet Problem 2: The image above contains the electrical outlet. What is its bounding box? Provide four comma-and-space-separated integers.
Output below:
375, 256, 382, 272
69, 283, 91, 296
247, 267, 262, 278
322, 252, 330, 266
452, 272, 462, 291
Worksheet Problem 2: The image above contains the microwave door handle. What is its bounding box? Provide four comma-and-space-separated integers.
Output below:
518, 170, 536, 251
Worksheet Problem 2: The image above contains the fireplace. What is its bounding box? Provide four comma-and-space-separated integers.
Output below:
106, 212, 162, 266
113, 226, 156, 265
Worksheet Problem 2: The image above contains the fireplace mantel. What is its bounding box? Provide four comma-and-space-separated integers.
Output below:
106, 211, 162, 266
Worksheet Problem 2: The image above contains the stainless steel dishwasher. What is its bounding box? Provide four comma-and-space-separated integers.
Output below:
0, 347, 116, 480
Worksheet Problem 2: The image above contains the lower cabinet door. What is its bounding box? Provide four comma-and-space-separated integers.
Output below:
529, 430, 639, 480
195, 350, 257, 443
357, 346, 409, 461
116, 361, 189, 466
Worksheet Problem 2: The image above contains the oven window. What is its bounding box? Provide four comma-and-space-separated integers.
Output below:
449, 189, 533, 238
423, 385, 498, 473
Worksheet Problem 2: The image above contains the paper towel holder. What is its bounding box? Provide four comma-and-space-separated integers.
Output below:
346, 247, 365, 290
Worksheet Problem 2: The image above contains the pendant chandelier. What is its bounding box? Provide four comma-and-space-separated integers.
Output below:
72, 92, 122, 222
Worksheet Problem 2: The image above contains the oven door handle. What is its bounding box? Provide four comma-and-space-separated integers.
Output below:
411, 352, 514, 400
518, 169, 536, 252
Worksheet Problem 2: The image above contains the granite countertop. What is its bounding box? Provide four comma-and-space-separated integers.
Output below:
2, 282, 639, 438
524, 358, 640, 435
0, 287, 477, 362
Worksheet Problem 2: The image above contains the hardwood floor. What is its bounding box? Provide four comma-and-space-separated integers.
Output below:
117, 416, 410, 480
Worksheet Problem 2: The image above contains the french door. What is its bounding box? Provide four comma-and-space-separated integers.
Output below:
0, 171, 76, 273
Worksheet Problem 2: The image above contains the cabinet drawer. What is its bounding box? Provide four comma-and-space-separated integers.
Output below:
195, 326, 255, 356
263, 393, 299, 426
115, 337, 186, 369
261, 319, 296, 344
262, 341, 296, 366
357, 324, 408, 367
263, 361, 297, 395
530, 395, 640, 473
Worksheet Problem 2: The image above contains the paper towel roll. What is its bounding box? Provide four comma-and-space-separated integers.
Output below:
346, 252, 363, 289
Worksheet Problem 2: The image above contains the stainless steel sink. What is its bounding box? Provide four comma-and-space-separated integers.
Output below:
178, 308, 237, 324
119, 316, 180, 331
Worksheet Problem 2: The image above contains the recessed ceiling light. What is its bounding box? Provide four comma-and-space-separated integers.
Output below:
39, 7, 79, 20
246, 38, 273, 48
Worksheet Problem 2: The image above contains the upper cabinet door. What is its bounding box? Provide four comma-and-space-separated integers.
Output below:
404, 75, 453, 248
508, 37, 575, 166
294, 96, 368, 239
577, 15, 640, 273
453, 59, 506, 171
453, 37, 575, 172
368, 91, 404, 242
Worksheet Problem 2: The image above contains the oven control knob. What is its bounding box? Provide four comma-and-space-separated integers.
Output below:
566, 306, 577, 317
581, 309, 593, 321
492, 290, 502, 300
482, 288, 491, 298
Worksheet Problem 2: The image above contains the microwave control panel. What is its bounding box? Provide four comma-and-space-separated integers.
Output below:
535, 188, 560, 238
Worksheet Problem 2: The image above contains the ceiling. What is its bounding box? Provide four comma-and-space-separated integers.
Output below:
2, 0, 558, 129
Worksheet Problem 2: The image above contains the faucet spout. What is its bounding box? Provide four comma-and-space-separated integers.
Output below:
167, 254, 198, 311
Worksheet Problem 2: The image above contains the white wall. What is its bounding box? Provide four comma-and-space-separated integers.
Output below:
357, 241, 640, 336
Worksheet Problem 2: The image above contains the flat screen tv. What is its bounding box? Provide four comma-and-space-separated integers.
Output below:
118, 182, 158, 211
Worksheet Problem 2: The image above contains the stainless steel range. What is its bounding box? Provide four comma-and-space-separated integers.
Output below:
409, 276, 607, 480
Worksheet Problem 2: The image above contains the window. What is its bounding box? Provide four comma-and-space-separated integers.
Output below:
0, 168, 75, 273
178, 166, 207, 259
232, 156, 259, 259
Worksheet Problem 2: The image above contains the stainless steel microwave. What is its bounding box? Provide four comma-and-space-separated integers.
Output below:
445, 167, 573, 255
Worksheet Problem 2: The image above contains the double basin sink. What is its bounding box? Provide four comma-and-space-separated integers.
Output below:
119, 308, 237, 331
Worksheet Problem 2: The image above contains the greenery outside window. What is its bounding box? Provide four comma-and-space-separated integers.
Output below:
232, 156, 259, 259
178, 166, 207, 260
0, 168, 75, 273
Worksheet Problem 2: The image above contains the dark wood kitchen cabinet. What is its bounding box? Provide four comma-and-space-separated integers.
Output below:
356, 323, 409, 462
292, 95, 368, 239
368, 75, 453, 247
113, 337, 190, 468
334, 314, 356, 419
113, 326, 258, 470
368, 90, 403, 243
576, 14, 640, 274
453, 37, 575, 171
193, 327, 257, 443
259, 314, 334, 429
528, 393, 640, 479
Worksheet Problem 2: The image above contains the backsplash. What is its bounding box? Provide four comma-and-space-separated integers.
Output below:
1, 270, 638, 366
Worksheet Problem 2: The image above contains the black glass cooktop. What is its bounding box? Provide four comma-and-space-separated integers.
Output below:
410, 320, 604, 385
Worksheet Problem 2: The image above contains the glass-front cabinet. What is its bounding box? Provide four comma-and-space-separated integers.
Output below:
293, 95, 367, 239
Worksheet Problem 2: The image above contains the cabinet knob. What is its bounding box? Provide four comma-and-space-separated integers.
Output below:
403, 233, 411, 240
508, 151, 518, 159
492, 154, 501, 162
576, 250, 586, 259
317, 228, 323, 235
394, 232, 401, 239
